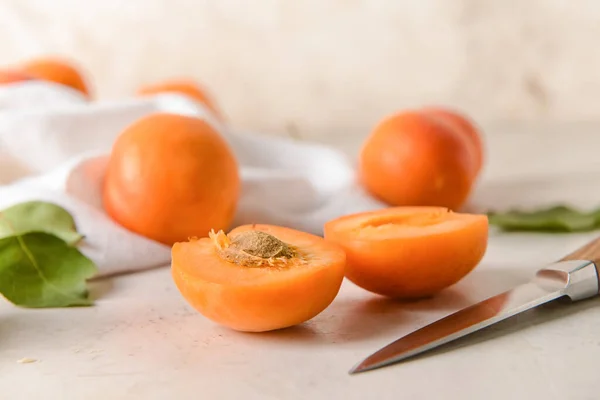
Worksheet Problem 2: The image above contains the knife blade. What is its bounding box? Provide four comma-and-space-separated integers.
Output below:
350, 236, 600, 374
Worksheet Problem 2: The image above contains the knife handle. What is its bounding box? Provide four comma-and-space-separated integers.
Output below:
560, 236, 600, 266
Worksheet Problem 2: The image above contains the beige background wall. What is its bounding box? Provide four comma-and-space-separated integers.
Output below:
0, 0, 597, 138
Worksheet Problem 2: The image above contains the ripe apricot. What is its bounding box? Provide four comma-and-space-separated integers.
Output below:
423, 106, 484, 176
19, 57, 91, 97
358, 110, 476, 210
102, 113, 240, 245
323, 206, 488, 299
171, 224, 346, 332
137, 79, 222, 119
0, 69, 34, 85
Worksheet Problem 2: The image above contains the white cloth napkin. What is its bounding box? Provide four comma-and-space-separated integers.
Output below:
0, 81, 385, 277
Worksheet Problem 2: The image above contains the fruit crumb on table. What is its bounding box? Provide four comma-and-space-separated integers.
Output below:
16, 357, 37, 364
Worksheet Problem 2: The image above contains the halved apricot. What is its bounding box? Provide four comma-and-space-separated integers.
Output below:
171, 224, 346, 332
323, 207, 488, 299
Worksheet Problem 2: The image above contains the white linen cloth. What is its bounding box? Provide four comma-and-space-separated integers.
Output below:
0, 81, 385, 277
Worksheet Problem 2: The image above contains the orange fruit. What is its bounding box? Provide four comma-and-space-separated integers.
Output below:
20, 56, 91, 97
0, 69, 34, 85
423, 106, 484, 176
324, 206, 488, 299
137, 79, 222, 119
102, 113, 240, 245
171, 224, 346, 332
359, 110, 477, 210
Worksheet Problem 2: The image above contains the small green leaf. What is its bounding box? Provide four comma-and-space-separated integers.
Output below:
488, 205, 600, 232
0, 201, 83, 245
0, 232, 97, 308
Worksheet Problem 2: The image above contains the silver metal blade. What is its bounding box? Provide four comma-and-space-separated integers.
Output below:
350, 259, 600, 374
350, 281, 564, 374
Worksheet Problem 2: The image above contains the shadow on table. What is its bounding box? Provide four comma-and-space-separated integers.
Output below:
244, 266, 537, 346
87, 264, 169, 301
0, 314, 15, 348
232, 294, 413, 347
88, 278, 115, 301
331, 264, 537, 342
327, 288, 470, 343
238, 289, 471, 347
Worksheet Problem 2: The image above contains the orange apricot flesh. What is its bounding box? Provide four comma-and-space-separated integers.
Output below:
171, 224, 346, 332
323, 207, 488, 299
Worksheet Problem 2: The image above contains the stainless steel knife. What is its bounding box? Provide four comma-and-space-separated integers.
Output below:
350, 236, 600, 374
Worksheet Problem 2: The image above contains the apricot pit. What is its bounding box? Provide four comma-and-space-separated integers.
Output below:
210, 229, 297, 267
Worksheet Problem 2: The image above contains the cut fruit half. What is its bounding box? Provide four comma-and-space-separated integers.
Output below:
171, 224, 346, 332
323, 207, 488, 299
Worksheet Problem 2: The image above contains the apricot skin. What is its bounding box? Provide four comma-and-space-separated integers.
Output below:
359, 111, 477, 210
103, 113, 240, 245
20, 57, 91, 97
0, 69, 34, 84
423, 106, 484, 177
137, 79, 222, 119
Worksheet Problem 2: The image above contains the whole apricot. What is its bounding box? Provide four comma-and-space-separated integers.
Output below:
20, 57, 91, 97
0, 69, 34, 85
423, 106, 484, 176
102, 113, 240, 245
137, 79, 223, 119
359, 110, 476, 210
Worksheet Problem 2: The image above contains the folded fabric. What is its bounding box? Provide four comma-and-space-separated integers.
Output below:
0, 82, 385, 277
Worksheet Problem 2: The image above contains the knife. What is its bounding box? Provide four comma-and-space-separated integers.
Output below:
350, 236, 600, 374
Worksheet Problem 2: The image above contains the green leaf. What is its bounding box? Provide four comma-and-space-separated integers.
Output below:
0, 201, 83, 245
487, 205, 600, 232
0, 232, 97, 308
